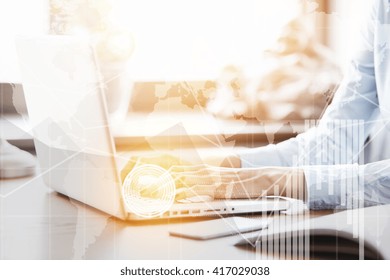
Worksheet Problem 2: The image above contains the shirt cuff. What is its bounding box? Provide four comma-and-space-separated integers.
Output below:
303, 164, 364, 210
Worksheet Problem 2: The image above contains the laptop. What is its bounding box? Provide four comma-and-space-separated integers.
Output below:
15, 35, 289, 220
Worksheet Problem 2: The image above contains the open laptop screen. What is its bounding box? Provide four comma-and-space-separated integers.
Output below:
16, 36, 126, 219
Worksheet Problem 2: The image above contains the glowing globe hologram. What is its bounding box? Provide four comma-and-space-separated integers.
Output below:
122, 164, 176, 218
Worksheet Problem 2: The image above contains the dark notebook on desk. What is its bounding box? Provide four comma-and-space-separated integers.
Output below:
235, 204, 390, 260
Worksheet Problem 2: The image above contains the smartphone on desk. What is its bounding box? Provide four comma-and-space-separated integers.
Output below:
169, 217, 269, 240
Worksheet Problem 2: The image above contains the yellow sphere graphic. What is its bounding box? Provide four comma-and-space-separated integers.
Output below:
122, 164, 176, 218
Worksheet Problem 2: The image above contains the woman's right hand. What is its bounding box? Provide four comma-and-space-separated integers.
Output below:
120, 154, 191, 182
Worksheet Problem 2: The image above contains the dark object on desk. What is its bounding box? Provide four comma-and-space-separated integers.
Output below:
241, 229, 381, 260
308, 230, 380, 260
0, 83, 27, 115
0, 139, 35, 178
235, 205, 390, 260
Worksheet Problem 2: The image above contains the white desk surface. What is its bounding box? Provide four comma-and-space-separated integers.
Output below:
0, 170, 276, 260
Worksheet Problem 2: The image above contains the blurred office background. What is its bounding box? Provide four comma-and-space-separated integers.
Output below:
0, 0, 371, 149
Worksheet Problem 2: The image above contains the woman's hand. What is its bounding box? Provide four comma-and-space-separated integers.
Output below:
120, 153, 241, 184
119, 154, 189, 200
120, 153, 306, 202
120, 154, 191, 183
174, 165, 306, 201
